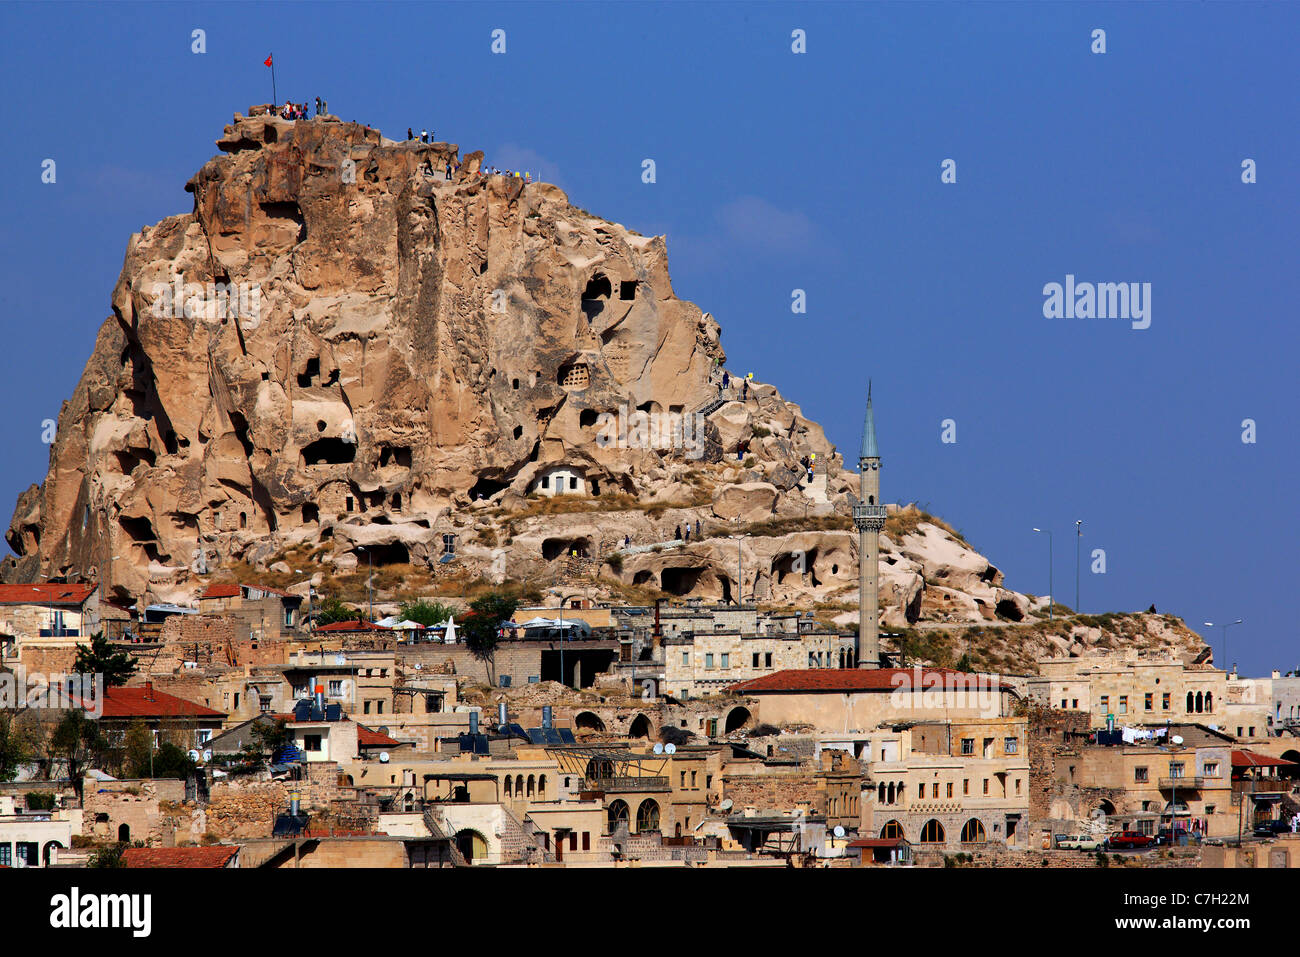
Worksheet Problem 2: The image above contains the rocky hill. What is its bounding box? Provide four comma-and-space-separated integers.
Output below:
1, 111, 1210, 669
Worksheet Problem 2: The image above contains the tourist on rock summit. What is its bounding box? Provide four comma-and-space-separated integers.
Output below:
420, 129, 427, 142
408, 127, 413, 140
316, 96, 322, 115
722, 371, 730, 391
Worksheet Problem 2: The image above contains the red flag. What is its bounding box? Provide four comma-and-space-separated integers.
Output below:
264, 54, 273, 67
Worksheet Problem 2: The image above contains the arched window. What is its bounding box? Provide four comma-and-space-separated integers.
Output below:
118, 823, 131, 842
1187, 692, 1194, 713
504, 776, 512, 798
537, 775, 547, 799
886, 782, 895, 804
878, 782, 886, 804
960, 818, 986, 843
1204, 692, 1213, 712
527, 774, 535, 797
880, 820, 904, 840
919, 819, 945, 844
1195, 692, 1204, 714
607, 800, 630, 832
636, 799, 660, 833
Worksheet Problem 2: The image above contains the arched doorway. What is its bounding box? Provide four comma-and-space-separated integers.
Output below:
43, 841, 64, 866
724, 706, 752, 734
607, 799, 630, 833
636, 799, 660, 833
454, 829, 488, 863
575, 711, 606, 734
628, 713, 652, 739
880, 820, 904, 840
117, 823, 130, 843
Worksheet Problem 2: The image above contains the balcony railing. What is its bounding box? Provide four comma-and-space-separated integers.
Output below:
852, 504, 888, 522
1158, 776, 1209, 790
585, 776, 669, 793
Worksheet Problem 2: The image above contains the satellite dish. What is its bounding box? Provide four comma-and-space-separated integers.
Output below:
379, 752, 390, 763
187, 749, 201, 763
1172, 735, 1184, 746
719, 798, 733, 811
203, 749, 213, 763
414, 663, 422, 670
653, 742, 664, 754
664, 743, 676, 754
833, 825, 846, 838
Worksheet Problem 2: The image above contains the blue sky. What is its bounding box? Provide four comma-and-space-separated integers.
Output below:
0, 2, 1295, 674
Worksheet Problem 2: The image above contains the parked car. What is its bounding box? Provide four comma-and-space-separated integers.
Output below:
1153, 828, 1191, 846
1108, 830, 1155, 850
1253, 820, 1292, 838
1055, 833, 1105, 851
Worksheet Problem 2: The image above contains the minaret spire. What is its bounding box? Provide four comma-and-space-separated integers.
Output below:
852, 382, 885, 669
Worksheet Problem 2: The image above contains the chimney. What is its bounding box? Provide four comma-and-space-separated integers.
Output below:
469, 710, 479, 735
144, 681, 154, 701
542, 705, 553, 730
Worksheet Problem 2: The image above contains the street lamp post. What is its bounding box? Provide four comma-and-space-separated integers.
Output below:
1074, 520, 1082, 614
1032, 528, 1054, 620
1203, 619, 1243, 672
729, 534, 745, 606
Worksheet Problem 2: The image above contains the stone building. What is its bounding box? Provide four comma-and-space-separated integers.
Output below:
0, 582, 100, 671
1026, 654, 1228, 729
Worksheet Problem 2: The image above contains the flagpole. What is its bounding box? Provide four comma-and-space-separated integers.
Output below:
269, 54, 277, 108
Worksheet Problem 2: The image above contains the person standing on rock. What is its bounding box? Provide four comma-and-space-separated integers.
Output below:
722, 371, 730, 392
695, 519, 701, 538
674, 525, 682, 541
684, 526, 691, 542
407, 127, 413, 140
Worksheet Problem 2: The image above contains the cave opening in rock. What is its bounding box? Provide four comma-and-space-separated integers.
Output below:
468, 476, 508, 501
619, 280, 638, 301
119, 516, 155, 542
581, 274, 611, 321
661, 567, 703, 596
995, 599, 1024, 622
300, 437, 356, 466
357, 543, 409, 566
260, 200, 306, 242
542, 538, 591, 561
380, 446, 412, 468
229, 412, 255, 458
302, 503, 319, 525
579, 409, 598, 428
512, 425, 523, 440
297, 357, 320, 389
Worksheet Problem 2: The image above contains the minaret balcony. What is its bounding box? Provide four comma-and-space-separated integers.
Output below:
853, 503, 888, 528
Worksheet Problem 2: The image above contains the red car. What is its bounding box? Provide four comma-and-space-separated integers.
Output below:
1108, 831, 1155, 850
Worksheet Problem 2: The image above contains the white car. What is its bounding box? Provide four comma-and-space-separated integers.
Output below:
1055, 834, 1105, 851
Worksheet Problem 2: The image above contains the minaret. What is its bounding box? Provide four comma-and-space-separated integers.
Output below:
852, 383, 886, 669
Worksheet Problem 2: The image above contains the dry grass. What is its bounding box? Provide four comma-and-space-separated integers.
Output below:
885, 505, 971, 547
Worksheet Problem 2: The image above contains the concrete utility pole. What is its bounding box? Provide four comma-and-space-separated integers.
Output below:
1075, 520, 1082, 613
851, 383, 886, 669
1033, 528, 1053, 619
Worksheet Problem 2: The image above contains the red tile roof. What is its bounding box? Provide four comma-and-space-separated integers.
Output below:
356, 724, 400, 748
200, 584, 241, 599
200, 582, 298, 599
122, 846, 239, 868
729, 667, 1015, 694
270, 712, 399, 748
1232, 749, 1297, 768
314, 620, 389, 632
95, 684, 227, 720
0, 583, 96, 606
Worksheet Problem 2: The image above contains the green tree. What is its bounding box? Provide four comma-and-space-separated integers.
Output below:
0, 709, 31, 782
398, 599, 459, 627
151, 742, 196, 780
72, 632, 137, 687
314, 596, 354, 626
50, 709, 106, 800
123, 719, 153, 778
88, 842, 126, 868
462, 593, 519, 686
